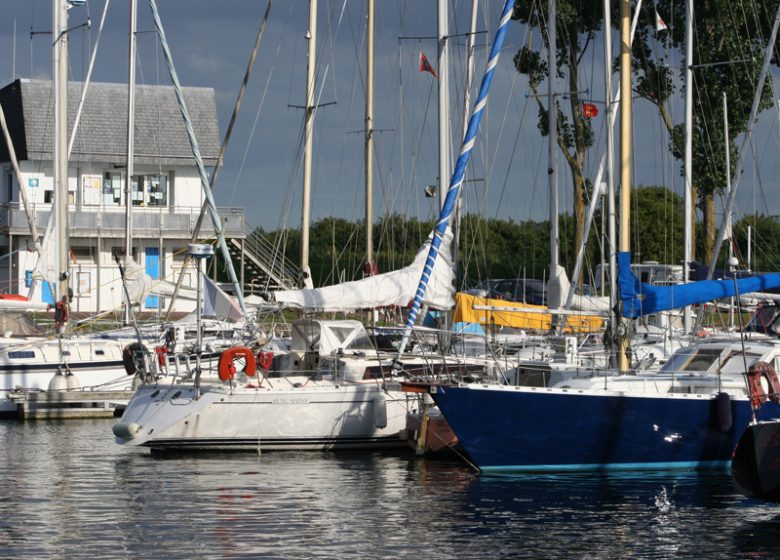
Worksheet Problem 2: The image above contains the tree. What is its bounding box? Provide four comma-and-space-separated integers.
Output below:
627, 185, 685, 264
733, 215, 780, 272
629, 1, 780, 265
512, 0, 602, 281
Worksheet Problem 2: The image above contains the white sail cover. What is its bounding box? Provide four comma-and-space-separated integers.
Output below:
547, 264, 611, 313
27, 214, 57, 305
273, 228, 456, 312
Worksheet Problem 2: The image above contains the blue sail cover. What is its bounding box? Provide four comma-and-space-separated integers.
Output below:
618, 251, 780, 318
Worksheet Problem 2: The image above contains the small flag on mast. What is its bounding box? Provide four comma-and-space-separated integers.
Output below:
582, 102, 599, 118
419, 51, 438, 78
655, 10, 668, 33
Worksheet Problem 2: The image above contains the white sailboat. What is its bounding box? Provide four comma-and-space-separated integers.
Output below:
112, 1, 507, 453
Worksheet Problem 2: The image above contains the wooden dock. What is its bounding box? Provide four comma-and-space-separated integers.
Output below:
8, 389, 134, 420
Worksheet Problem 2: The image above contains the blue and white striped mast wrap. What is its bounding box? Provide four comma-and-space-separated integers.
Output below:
396, 0, 514, 360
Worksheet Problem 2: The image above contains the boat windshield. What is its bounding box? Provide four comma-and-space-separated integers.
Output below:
718, 350, 763, 375
660, 347, 725, 373
328, 325, 375, 352
660, 346, 764, 375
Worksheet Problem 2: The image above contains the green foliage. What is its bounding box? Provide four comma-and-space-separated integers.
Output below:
513, 46, 547, 89
733, 215, 780, 272
625, 186, 685, 264
251, 186, 689, 289
631, 0, 780, 199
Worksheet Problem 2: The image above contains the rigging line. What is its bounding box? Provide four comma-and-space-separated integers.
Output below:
322, 0, 349, 107
747, 133, 769, 216
493, 82, 530, 220
229, 5, 282, 207
330, 4, 363, 234
486, 56, 522, 218
147, 0, 246, 313
134, 51, 165, 178
264, 1, 302, 233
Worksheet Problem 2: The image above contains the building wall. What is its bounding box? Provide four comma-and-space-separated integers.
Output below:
3, 160, 217, 314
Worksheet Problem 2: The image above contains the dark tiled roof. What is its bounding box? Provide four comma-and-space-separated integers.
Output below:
0, 79, 219, 166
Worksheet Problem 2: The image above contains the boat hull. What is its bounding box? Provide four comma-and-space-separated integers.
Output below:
114, 379, 412, 452
429, 384, 780, 473
732, 420, 780, 502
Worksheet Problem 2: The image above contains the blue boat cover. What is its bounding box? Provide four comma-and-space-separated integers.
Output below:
618, 251, 780, 318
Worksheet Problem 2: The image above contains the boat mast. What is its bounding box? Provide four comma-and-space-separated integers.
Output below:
548, 0, 559, 282
364, 0, 374, 277
724, 92, 734, 330
124, 0, 137, 325
454, 0, 479, 289
53, 0, 69, 306
617, 0, 632, 372
604, 0, 617, 341
300, 0, 317, 288
683, 0, 693, 334
437, 0, 451, 213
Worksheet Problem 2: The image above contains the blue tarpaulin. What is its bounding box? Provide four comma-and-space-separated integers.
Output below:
618, 251, 780, 318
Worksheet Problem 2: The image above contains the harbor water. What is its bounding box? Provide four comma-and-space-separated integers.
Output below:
1, 419, 779, 559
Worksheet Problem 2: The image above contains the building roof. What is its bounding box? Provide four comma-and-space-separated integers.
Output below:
0, 79, 220, 166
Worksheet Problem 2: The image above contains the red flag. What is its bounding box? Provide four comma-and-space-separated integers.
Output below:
655, 10, 668, 33
419, 51, 438, 78
582, 102, 599, 118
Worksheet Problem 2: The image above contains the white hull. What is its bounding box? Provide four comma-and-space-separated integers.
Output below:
0, 337, 133, 414
114, 376, 412, 452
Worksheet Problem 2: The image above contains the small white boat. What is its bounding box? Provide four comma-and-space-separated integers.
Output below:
113, 318, 494, 452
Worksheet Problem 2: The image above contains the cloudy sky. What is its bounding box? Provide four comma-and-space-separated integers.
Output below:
2, 0, 780, 243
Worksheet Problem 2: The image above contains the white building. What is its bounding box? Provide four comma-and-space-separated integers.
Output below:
0, 78, 247, 314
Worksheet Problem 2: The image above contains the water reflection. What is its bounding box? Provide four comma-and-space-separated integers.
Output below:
1, 420, 779, 559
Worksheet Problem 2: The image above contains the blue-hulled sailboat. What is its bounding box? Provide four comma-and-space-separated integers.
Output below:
397, 0, 780, 473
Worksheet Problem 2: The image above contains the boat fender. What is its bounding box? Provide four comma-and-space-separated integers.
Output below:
715, 391, 732, 432
112, 422, 141, 439
122, 342, 146, 375
746, 361, 780, 408
257, 350, 274, 372
218, 347, 257, 382
373, 392, 387, 429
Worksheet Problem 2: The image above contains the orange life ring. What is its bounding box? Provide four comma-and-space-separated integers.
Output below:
257, 350, 274, 372
746, 361, 780, 408
218, 346, 257, 381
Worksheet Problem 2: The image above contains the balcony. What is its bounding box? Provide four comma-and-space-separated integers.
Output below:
0, 203, 246, 240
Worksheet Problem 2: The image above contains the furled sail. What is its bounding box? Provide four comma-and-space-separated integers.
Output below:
547, 264, 611, 313
619, 251, 780, 318
272, 228, 455, 312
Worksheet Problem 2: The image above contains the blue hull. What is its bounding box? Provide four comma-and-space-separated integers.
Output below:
429, 385, 780, 473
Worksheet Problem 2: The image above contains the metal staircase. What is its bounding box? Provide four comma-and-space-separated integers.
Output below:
228, 231, 300, 293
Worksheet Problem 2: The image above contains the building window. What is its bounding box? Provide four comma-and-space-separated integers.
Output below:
99, 172, 169, 207
71, 246, 96, 264
82, 174, 102, 206
131, 175, 144, 206
146, 175, 168, 206
103, 172, 123, 205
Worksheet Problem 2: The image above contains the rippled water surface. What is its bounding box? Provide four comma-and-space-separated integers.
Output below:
1, 419, 780, 559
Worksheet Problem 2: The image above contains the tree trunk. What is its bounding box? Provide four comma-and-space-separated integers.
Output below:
566, 24, 586, 284
703, 192, 715, 264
